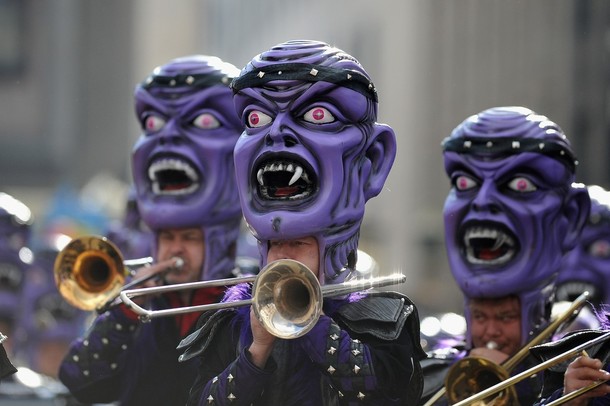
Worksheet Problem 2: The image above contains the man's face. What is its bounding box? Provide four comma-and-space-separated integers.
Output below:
469, 296, 522, 357
443, 151, 572, 297
267, 237, 320, 277
156, 228, 204, 284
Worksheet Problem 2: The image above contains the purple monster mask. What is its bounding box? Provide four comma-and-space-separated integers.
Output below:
0, 193, 33, 252
16, 261, 87, 371
0, 246, 29, 329
442, 106, 590, 345
231, 40, 396, 284
556, 185, 610, 305
132, 55, 243, 280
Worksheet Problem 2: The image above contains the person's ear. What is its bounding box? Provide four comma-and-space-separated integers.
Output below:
362, 123, 397, 201
561, 183, 591, 252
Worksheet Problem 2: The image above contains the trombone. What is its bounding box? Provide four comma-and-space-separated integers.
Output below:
54, 235, 183, 312
451, 329, 610, 406
120, 259, 407, 339
423, 291, 591, 406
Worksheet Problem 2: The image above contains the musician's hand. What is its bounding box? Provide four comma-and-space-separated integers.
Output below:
562, 354, 610, 406
129, 257, 180, 305
468, 347, 509, 364
248, 307, 275, 369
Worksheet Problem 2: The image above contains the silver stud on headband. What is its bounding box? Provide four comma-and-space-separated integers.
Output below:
512, 141, 520, 149
309, 68, 318, 76
257, 71, 265, 78
186, 76, 194, 85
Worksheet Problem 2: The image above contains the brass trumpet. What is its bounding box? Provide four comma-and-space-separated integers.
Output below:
120, 259, 406, 339
423, 291, 590, 406
54, 235, 182, 312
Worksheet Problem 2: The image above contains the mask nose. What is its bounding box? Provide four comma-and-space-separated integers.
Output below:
265, 115, 298, 147
472, 179, 501, 214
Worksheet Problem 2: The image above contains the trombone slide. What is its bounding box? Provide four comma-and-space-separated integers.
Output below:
120, 275, 256, 322
119, 259, 407, 339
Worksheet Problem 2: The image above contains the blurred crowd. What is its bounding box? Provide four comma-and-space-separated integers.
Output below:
0, 180, 154, 402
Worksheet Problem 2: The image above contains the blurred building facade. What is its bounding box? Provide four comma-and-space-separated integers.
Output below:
0, 0, 608, 315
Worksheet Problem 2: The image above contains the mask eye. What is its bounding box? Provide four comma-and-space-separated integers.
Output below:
143, 115, 166, 132
192, 113, 220, 130
454, 175, 477, 191
507, 177, 537, 193
588, 240, 610, 258
247, 110, 272, 128
303, 107, 335, 124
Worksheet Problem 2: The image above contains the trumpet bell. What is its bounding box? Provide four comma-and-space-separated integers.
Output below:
253, 259, 322, 339
54, 236, 125, 311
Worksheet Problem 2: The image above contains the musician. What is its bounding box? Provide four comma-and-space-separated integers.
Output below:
0, 193, 68, 401
58, 55, 244, 405
534, 184, 610, 406
0, 335, 15, 383
17, 248, 88, 379
420, 107, 590, 405
178, 39, 426, 406
0, 192, 33, 360
555, 185, 610, 310
0, 246, 19, 386
531, 314, 610, 405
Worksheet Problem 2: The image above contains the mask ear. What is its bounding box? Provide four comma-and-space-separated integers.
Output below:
561, 183, 591, 252
363, 123, 397, 201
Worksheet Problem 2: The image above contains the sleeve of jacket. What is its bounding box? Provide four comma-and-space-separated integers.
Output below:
185, 310, 277, 406
297, 292, 426, 405
57, 306, 140, 403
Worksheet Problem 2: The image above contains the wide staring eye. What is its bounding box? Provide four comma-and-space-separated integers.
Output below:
588, 240, 610, 258
192, 113, 220, 130
303, 107, 335, 124
247, 110, 272, 128
454, 175, 477, 191
507, 177, 536, 193
143, 115, 166, 132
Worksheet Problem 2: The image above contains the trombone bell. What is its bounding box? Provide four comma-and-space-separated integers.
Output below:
54, 236, 128, 311
253, 259, 322, 339
445, 356, 516, 406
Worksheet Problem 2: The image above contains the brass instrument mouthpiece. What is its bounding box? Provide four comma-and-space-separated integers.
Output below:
173, 257, 185, 269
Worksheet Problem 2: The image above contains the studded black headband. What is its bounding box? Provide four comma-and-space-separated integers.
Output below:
230, 63, 378, 102
142, 72, 233, 89
442, 136, 578, 173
